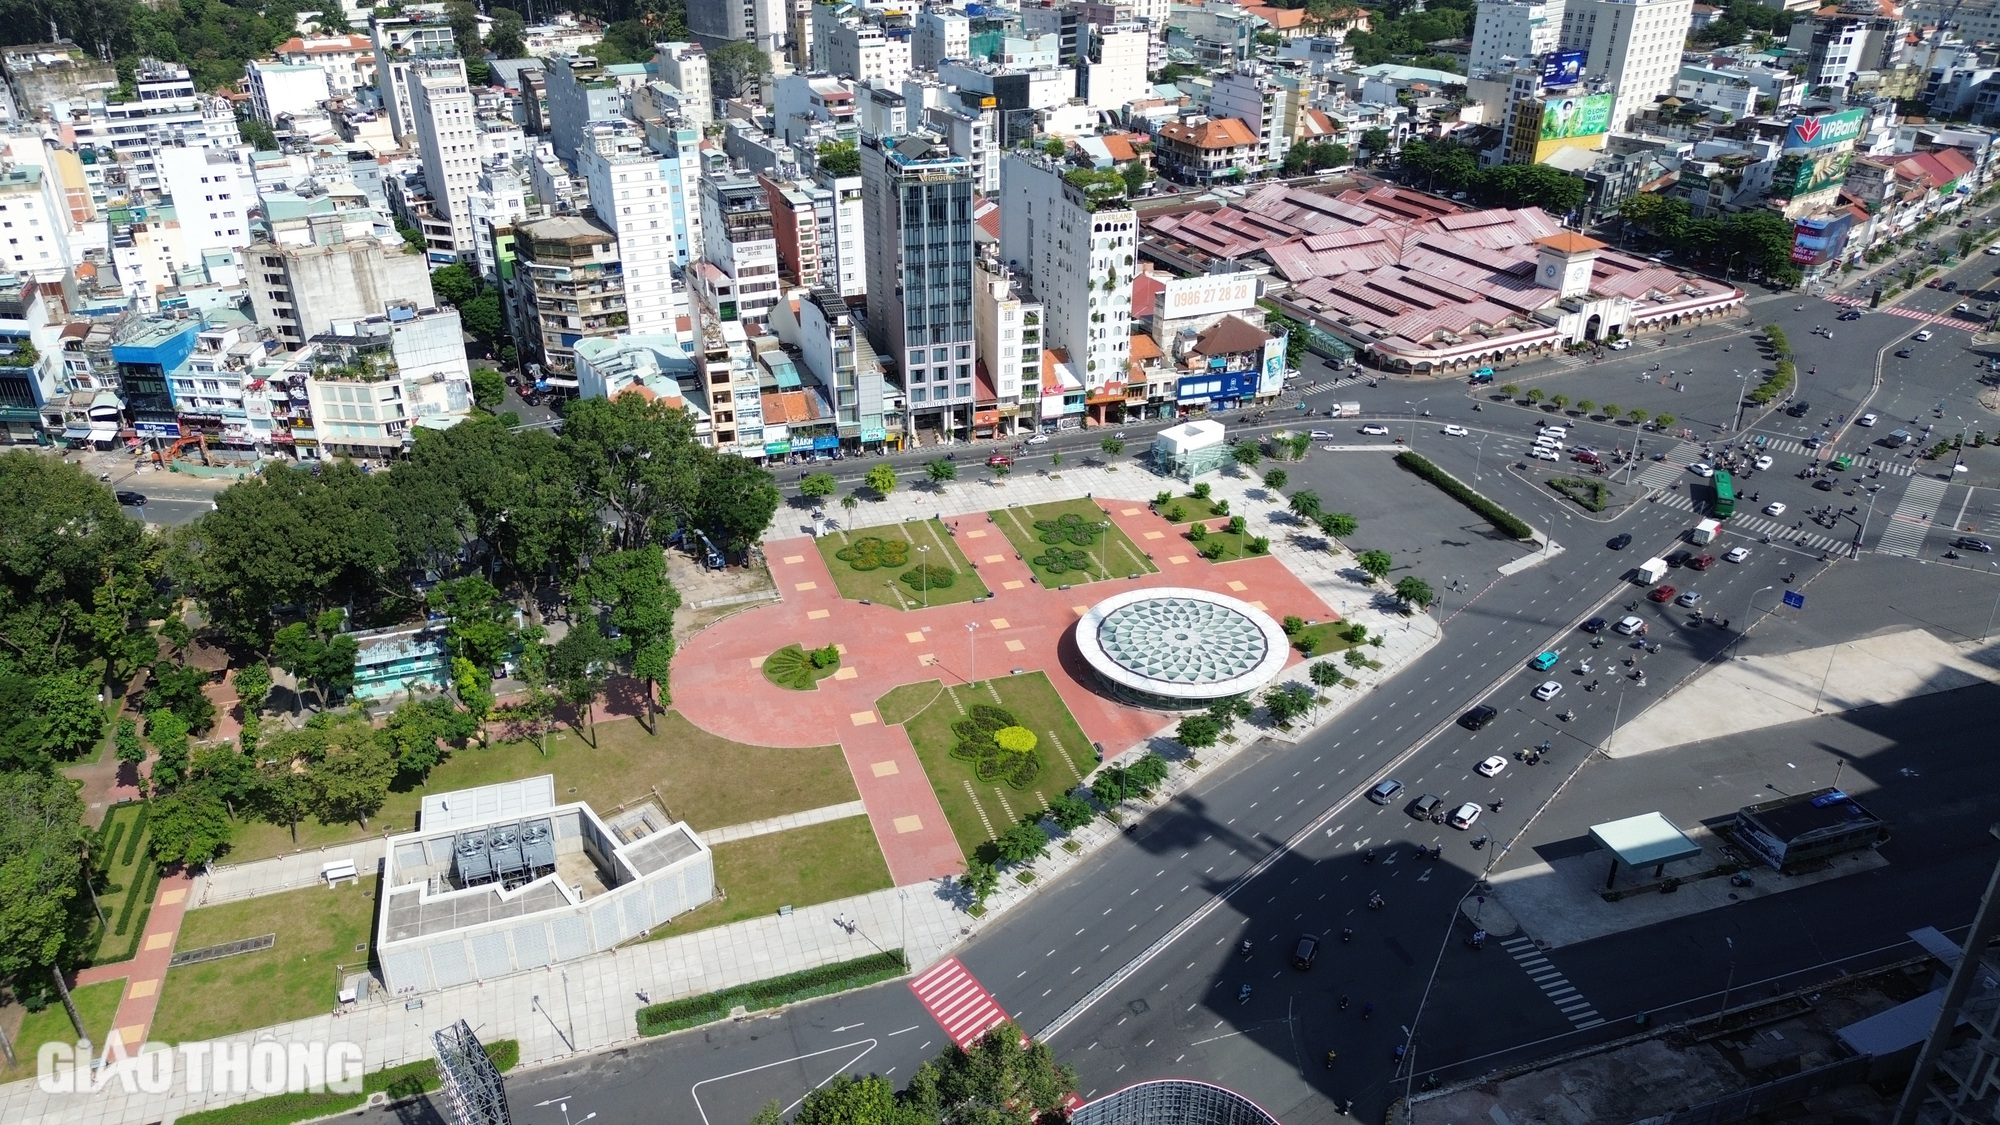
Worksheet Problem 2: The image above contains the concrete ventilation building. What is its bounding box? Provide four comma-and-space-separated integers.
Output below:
1070, 1080, 1283, 1125
861, 131, 976, 441
1560, 0, 1695, 132
245, 214, 438, 348
375, 776, 713, 995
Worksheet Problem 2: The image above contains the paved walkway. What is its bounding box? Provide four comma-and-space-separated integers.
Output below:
702, 801, 869, 845
190, 838, 392, 907
73, 870, 194, 1061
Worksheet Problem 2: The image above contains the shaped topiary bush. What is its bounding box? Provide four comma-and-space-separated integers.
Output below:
899, 563, 957, 591
948, 704, 1043, 789
833, 536, 911, 572
995, 725, 1038, 753
1033, 547, 1094, 574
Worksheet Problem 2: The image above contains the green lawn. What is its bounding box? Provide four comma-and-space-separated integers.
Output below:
763, 643, 841, 691
814, 518, 991, 610
0, 978, 123, 1085
223, 710, 856, 862
86, 801, 156, 966
1182, 522, 1269, 564
648, 817, 891, 936
151, 878, 378, 1044
988, 499, 1157, 588
1159, 495, 1232, 523
880, 673, 1096, 857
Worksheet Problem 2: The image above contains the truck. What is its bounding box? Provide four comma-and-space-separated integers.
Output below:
1330, 402, 1362, 418
1635, 557, 1669, 585
1689, 518, 1723, 545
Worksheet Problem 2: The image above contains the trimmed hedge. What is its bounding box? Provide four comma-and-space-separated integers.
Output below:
637, 951, 909, 1037
121, 802, 151, 866
1393, 452, 1534, 540
174, 1040, 519, 1125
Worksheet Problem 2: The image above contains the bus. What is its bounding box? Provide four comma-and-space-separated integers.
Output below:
1711, 469, 1736, 519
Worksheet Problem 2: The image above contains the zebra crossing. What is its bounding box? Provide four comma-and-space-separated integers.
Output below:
1876, 475, 1950, 557
1821, 293, 1973, 327
1651, 492, 1852, 553
1633, 441, 1701, 491
1501, 935, 1605, 1030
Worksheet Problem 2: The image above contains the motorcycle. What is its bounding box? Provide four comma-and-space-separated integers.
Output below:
1368, 894, 1385, 910
1238, 984, 1253, 1004
1471, 835, 1489, 850
1466, 929, 1487, 949
1239, 939, 1253, 959
1341, 927, 1353, 943
1339, 995, 1350, 1010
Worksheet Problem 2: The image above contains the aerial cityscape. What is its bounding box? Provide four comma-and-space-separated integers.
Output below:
0, 0, 1997, 1121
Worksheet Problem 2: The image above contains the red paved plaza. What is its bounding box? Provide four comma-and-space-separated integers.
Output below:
672, 495, 1339, 885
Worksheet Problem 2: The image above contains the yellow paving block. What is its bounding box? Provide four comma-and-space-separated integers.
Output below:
919, 653, 939, 666
893, 815, 924, 834
984, 554, 1005, 563
1227, 581, 1249, 592
1251, 601, 1269, 610
143, 932, 173, 951
850, 711, 878, 726
1167, 555, 1189, 565
794, 581, 818, 592
871, 760, 901, 777
1003, 580, 1025, 590
807, 609, 831, 620
832, 667, 858, 680
126, 978, 158, 999
905, 631, 926, 643
782, 555, 806, 564
989, 618, 1010, 629
836, 643, 848, 654
116, 1025, 147, 1050
1143, 531, 1166, 540
1004, 640, 1026, 653
750, 655, 767, 669
1121, 507, 1141, 515
965, 529, 987, 539
158, 889, 186, 905
1073, 605, 1089, 616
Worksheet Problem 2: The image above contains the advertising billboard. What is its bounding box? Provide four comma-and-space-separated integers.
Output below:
1774, 147, 1853, 201
1782, 108, 1866, 152
1534, 92, 1613, 161
1792, 212, 1855, 266
1158, 274, 1259, 321
1540, 49, 1585, 88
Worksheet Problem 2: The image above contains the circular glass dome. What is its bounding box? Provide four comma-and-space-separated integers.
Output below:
1075, 588, 1290, 708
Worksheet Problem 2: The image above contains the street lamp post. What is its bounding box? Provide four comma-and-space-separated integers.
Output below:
966, 621, 980, 685
1731, 370, 1749, 432
917, 544, 931, 607
1718, 936, 1737, 1027
1731, 585, 1775, 659
1405, 399, 1427, 448
1855, 487, 1880, 557
1474, 433, 1488, 480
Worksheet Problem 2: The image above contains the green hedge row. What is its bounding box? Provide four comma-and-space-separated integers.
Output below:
121, 803, 151, 867
173, 1040, 519, 1125
637, 950, 909, 1037
1393, 452, 1535, 540
112, 855, 160, 938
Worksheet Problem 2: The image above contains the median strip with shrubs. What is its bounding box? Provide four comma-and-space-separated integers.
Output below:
174, 1040, 519, 1125
1393, 452, 1535, 540
637, 950, 909, 1036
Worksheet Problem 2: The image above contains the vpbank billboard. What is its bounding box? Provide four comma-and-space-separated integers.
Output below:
1783, 108, 1865, 152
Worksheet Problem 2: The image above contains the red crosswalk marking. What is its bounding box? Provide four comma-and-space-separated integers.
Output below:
908, 957, 1009, 1048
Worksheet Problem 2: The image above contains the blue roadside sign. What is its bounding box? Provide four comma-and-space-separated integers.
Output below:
1783, 590, 1805, 610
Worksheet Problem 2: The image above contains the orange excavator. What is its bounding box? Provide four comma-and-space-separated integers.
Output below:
149, 433, 211, 468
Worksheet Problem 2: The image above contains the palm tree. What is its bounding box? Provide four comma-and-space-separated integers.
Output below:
840, 493, 860, 521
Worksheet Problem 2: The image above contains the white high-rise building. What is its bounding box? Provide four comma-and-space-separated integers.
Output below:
1561, 0, 1696, 132
996, 152, 1136, 398
1471, 0, 1567, 77
1084, 24, 1152, 113
159, 147, 253, 283
580, 132, 688, 338
410, 59, 478, 263
914, 8, 970, 71
654, 42, 713, 131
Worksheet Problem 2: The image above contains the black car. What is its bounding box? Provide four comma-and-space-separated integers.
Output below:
1945, 281, 1960, 291
1785, 401, 1812, 418
113, 490, 147, 507
1366, 778, 1405, 804
1803, 434, 1826, 449
504, 373, 520, 387
1607, 532, 1632, 550
1582, 616, 1607, 633
1291, 935, 1321, 971
1814, 478, 1836, 491
1665, 550, 1693, 568
1409, 793, 1444, 820
1955, 536, 1995, 552
1458, 705, 1498, 731
1895, 348, 1913, 358
1837, 309, 1862, 321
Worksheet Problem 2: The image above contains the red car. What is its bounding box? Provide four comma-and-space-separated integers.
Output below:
1687, 553, 1716, 570
1649, 584, 1678, 603
987, 453, 1014, 467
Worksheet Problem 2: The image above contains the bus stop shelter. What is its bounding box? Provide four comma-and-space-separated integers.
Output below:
1591, 811, 1702, 889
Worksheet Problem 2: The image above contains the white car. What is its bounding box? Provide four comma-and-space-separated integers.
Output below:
1765, 501, 1787, 516
1359, 424, 1390, 435
1914, 330, 1934, 341
1609, 339, 1632, 350
1689, 462, 1715, 477
1449, 802, 1482, 830
1725, 546, 1751, 563
1959, 303, 1972, 312
1026, 434, 1050, 444
1858, 413, 1878, 427
1533, 680, 1563, 701
1476, 755, 1508, 778
1753, 455, 1774, 471
1535, 437, 1564, 451
1443, 424, 1469, 436
1531, 446, 1561, 461
1613, 615, 1647, 635
1309, 429, 1333, 439
1539, 426, 1568, 439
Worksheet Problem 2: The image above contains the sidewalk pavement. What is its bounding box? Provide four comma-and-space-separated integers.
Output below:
191, 838, 392, 907
702, 801, 869, 845
71, 871, 195, 1071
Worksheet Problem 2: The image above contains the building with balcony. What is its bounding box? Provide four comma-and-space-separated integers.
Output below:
972, 258, 1042, 436
244, 194, 437, 348
544, 54, 632, 168
861, 131, 976, 442
697, 171, 781, 327
371, 9, 459, 143
511, 213, 624, 379
302, 301, 473, 457
771, 285, 894, 449
275, 34, 378, 98
1152, 117, 1259, 186
68, 60, 240, 197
